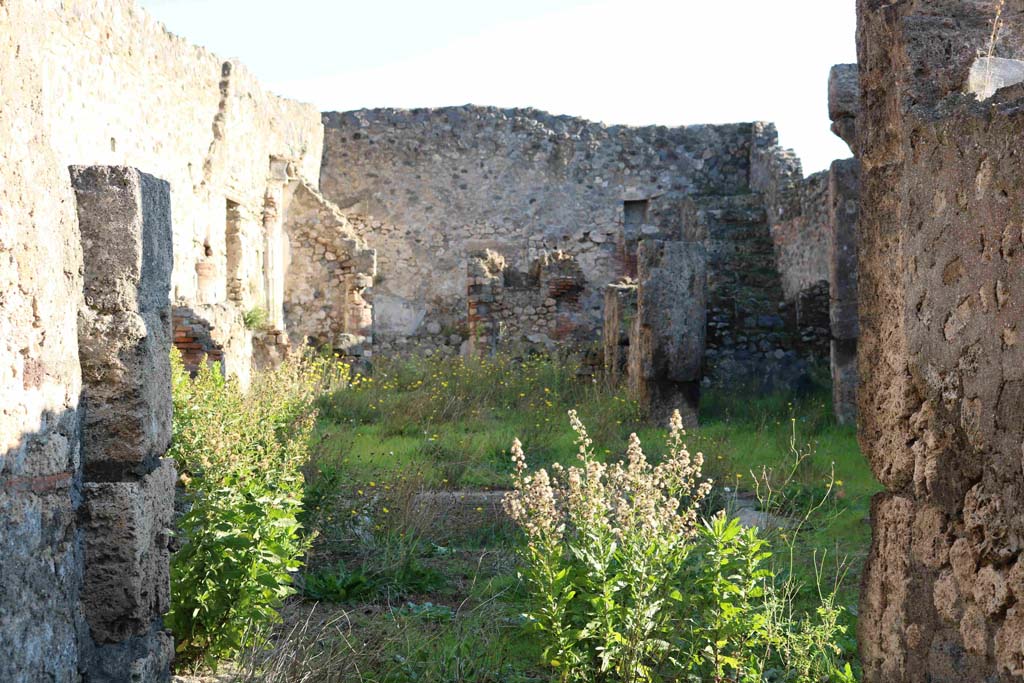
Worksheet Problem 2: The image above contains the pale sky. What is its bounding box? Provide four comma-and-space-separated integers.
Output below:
138, 0, 857, 174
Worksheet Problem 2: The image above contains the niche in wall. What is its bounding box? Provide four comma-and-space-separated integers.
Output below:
624, 199, 649, 230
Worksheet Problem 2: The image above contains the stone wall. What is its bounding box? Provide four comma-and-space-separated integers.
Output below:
321, 108, 833, 386
2, 0, 327, 383
282, 179, 377, 360
465, 249, 589, 356
0, 1, 336, 678
856, 0, 1024, 679
1, 3, 85, 676
770, 170, 831, 303
320, 107, 753, 355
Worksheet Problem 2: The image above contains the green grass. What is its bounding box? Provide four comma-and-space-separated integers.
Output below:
242, 353, 876, 681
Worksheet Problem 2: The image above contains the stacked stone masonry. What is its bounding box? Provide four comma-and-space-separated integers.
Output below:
74, 166, 177, 679
0, 0, 370, 679
465, 249, 587, 356
321, 108, 838, 387
856, 0, 1024, 679
1, 0, 868, 678
282, 179, 377, 360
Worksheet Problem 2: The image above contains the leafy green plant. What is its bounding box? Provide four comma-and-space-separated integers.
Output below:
505, 410, 858, 683
301, 561, 375, 602
167, 349, 347, 670
679, 515, 772, 681
504, 410, 711, 683
243, 306, 270, 331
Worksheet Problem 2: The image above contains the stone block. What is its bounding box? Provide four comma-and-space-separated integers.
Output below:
828, 158, 859, 341
602, 282, 637, 386
70, 167, 173, 317
72, 167, 173, 474
828, 64, 859, 152
80, 459, 175, 644
628, 240, 706, 426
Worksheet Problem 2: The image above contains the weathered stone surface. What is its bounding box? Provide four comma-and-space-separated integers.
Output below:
71, 167, 176, 680
80, 460, 175, 644
2, 3, 89, 676
282, 179, 377, 359
321, 109, 830, 368
628, 240, 706, 426
857, 1, 1024, 679
602, 281, 638, 385
831, 338, 858, 427
0, 472, 83, 683
73, 167, 173, 475
829, 64, 860, 152
828, 158, 859, 425
828, 159, 860, 341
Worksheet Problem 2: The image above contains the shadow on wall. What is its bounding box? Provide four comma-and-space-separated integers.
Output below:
0, 408, 84, 682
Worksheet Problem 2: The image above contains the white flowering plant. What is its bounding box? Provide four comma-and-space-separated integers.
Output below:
504, 409, 715, 682
504, 409, 856, 683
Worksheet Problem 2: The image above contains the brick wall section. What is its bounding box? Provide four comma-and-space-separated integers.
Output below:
173, 308, 225, 373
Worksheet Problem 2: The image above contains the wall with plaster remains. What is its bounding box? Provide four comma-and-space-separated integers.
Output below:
320, 107, 753, 357
321, 108, 834, 388
0, 0, 351, 678
1, 0, 332, 386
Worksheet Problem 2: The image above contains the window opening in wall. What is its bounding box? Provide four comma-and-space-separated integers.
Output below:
624, 199, 649, 229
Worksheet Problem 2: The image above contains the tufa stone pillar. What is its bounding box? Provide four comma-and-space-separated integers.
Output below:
829, 63, 860, 154
827, 63, 861, 426
627, 240, 706, 427
602, 280, 638, 386
71, 166, 176, 681
856, 1, 1024, 679
827, 157, 860, 426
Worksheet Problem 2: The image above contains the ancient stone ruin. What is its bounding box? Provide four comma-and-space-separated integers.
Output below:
856, 0, 1024, 679
0, 1, 858, 676
12, 0, 1024, 679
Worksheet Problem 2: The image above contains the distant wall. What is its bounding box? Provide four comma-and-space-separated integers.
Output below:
770, 170, 831, 302
320, 107, 754, 355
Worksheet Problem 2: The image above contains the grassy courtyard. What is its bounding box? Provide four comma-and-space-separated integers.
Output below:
171, 352, 876, 681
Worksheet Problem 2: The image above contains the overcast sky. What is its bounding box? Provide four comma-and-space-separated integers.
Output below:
138, 0, 857, 174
